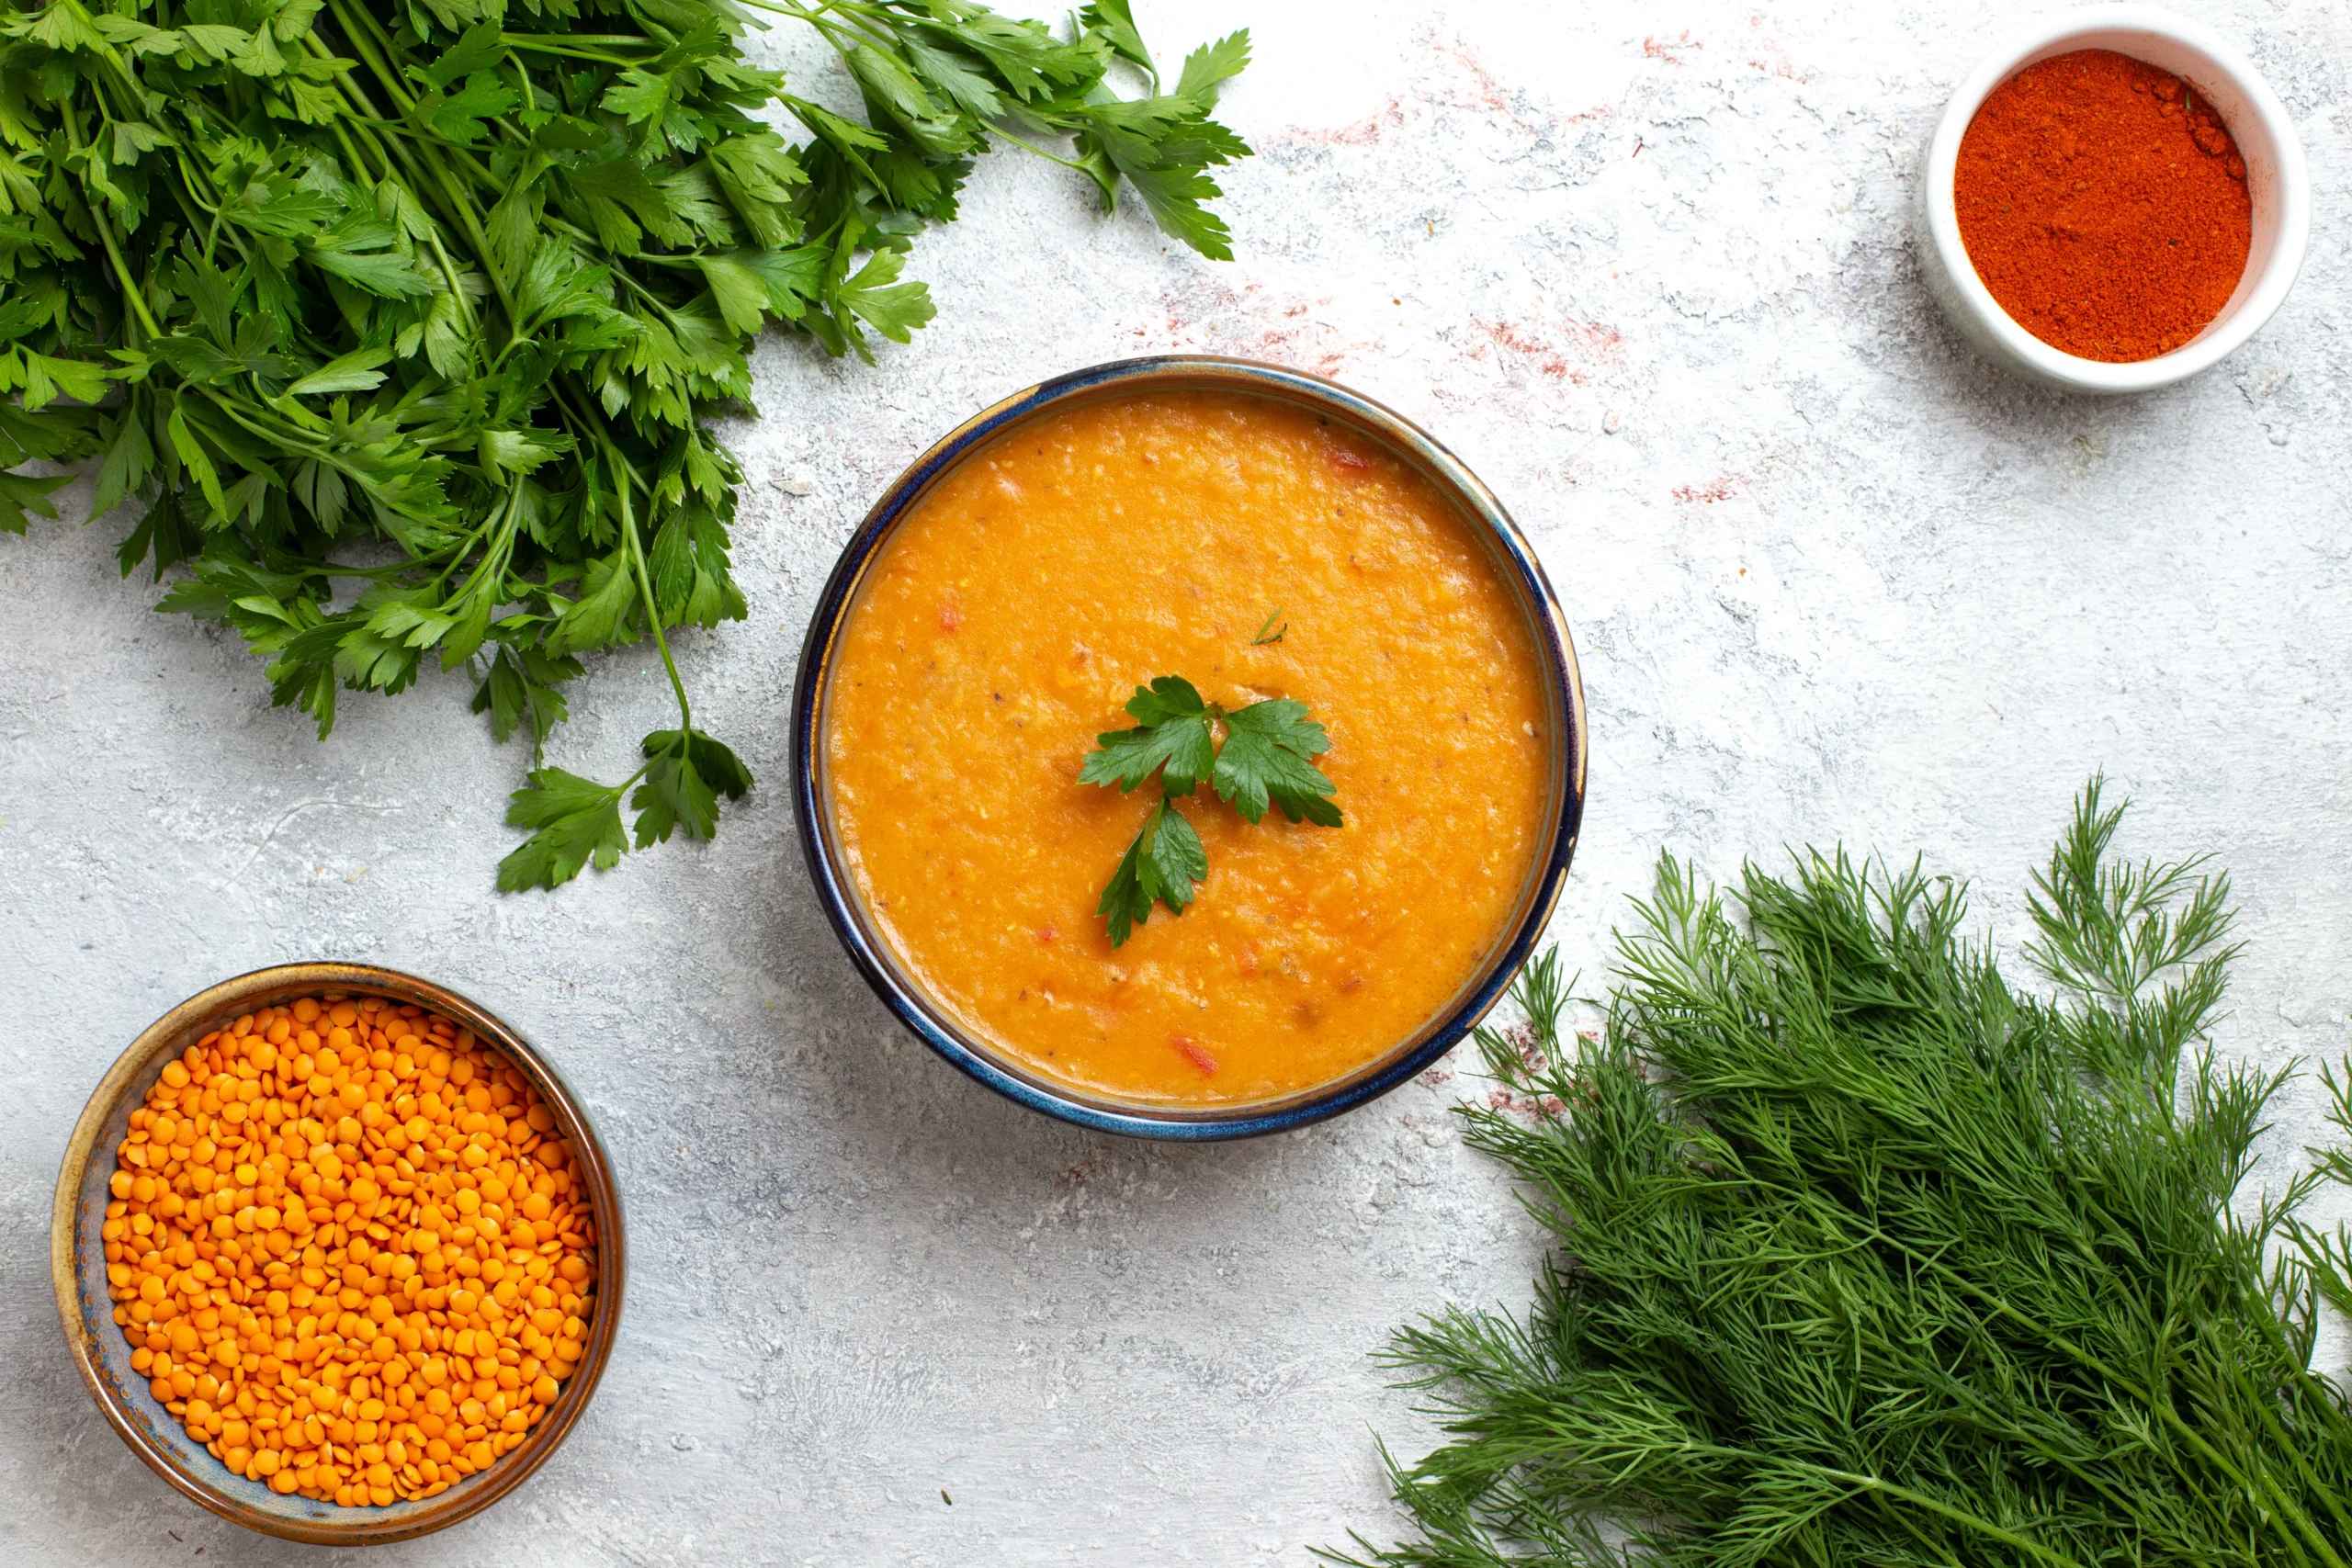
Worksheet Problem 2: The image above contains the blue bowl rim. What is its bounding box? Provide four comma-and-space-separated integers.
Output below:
790, 355, 1587, 1141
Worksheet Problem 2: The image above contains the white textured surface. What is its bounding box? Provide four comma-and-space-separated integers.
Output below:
6, 1, 2352, 1562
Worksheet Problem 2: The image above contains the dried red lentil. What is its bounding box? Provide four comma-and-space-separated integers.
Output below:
102, 994, 596, 1507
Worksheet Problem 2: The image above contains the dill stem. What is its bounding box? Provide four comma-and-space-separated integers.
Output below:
1887, 1236, 2346, 1568
1837, 1469, 2095, 1568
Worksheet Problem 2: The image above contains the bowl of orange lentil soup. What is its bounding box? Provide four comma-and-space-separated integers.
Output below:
793, 356, 1587, 1139
51, 963, 622, 1544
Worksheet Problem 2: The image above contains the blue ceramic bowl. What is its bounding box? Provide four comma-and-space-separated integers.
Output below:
792, 356, 1587, 1140
51, 964, 624, 1544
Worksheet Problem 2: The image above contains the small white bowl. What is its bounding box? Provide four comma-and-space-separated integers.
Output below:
1917, 5, 2311, 394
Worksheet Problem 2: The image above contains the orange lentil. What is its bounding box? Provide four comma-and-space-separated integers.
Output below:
103, 994, 596, 1508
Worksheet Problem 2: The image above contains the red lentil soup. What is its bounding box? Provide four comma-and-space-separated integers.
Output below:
822, 390, 1555, 1106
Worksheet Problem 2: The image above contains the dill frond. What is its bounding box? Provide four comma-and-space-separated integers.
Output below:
1336, 780, 2352, 1568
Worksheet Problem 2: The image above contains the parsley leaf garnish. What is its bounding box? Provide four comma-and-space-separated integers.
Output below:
1077, 674, 1216, 797
1216, 699, 1340, 826
1080, 676, 1341, 944
1097, 798, 1209, 947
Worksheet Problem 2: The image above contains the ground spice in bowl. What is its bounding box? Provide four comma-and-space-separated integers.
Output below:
1954, 49, 2251, 363
101, 994, 597, 1508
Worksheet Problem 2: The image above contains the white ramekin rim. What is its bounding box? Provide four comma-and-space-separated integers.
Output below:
1921, 4, 2312, 394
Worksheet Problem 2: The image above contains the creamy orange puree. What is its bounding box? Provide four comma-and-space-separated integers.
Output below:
823, 391, 1553, 1105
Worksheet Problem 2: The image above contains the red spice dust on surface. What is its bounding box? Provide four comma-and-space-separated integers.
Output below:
1954, 49, 2251, 363
1672, 478, 1740, 506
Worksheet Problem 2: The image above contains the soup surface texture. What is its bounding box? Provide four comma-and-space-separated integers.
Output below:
824, 390, 1554, 1105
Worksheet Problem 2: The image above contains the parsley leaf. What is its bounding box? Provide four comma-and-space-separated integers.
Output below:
630, 727, 754, 847
1175, 30, 1254, 107
0, 470, 69, 535
828, 246, 937, 362
1081, 675, 1341, 944
497, 726, 750, 887
1098, 798, 1208, 946
1079, 1, 1157, 88
1077, 674, 1214, 796
1216, 699, 1340, 826
498, 769, 628, 891
470, 645, 580, 755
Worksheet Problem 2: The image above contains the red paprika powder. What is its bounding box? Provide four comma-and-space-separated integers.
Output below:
1954, 49, 2251, 363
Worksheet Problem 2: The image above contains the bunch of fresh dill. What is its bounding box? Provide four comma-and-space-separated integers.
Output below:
1337, 782, 2352, 1568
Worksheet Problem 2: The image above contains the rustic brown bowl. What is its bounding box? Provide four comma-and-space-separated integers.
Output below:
51, 964, 624, 1545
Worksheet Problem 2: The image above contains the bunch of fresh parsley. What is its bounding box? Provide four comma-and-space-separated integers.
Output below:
1337, 781, 2352, 1568
0, 0, 1250, 886
1080, 673, 1340, 945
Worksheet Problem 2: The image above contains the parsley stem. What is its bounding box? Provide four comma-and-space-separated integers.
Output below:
435, 487, 521, 596
498, 37, 647, 65
745, 0, 897, 54
87, 198, 163, 342
802, 0, 942, 54
318, 5, 521, 329
322, 0, 420, 114
54, 107, 161, 341
499, 32, 662, 47
982, 126, 1092, 176
326, 118, 386, 195
600, 437, 694, 731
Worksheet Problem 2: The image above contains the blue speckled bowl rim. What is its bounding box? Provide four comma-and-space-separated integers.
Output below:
51, 963, 626, 1545
791, 355, 1588, 1141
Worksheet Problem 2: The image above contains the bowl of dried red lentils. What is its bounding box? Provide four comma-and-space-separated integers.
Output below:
50, 963, 622, 1544
1917, 5, 2311, 393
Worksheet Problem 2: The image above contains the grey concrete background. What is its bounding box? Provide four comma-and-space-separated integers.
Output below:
6, 0, 2351, 1562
